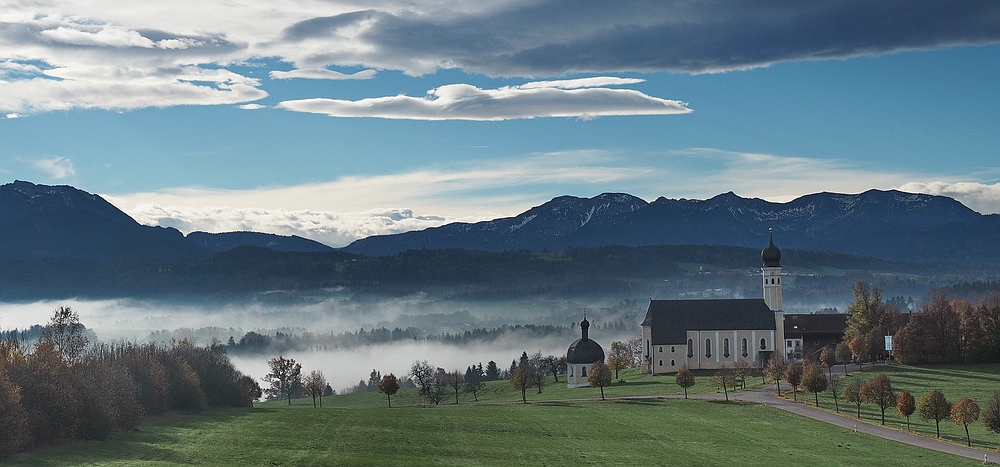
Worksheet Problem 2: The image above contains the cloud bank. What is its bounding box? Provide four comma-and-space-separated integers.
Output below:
277, 78, 690, 120
898, 181, 1000, 215
1, 1, 998, 113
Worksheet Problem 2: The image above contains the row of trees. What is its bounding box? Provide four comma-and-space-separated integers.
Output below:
843, 283, 1000, 364
0, 307, 261, 458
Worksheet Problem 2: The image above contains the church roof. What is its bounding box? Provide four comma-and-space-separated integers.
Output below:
641, 299, 776, 344
783, 313, 848, 335
567, 338, 606, 364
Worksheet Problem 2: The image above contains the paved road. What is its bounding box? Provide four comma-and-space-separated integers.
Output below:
723, 378, 996, 464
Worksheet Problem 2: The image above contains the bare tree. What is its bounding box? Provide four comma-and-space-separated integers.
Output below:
529, 352, 546, 394
41, 306, 88, 363
540, 355, 566, 382
845, 379, 864, 419
409, 360, 435, 403
827, 374, 842, 413
710, 364, 736, 402
377, 373, 399, 408
732, 359, 753, 390
448, 370, 464, 404
464, 372, 485, 402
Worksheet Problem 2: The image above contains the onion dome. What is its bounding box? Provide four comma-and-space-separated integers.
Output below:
566, 317, 605, 364
761, 229, 781, 267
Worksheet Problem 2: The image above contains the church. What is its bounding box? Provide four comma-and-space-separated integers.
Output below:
641, 232, 786, 373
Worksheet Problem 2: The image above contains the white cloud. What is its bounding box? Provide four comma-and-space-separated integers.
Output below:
269, 68, 376, 80
4, 113, 21, 118
239, 103, 266, 110
34, 156, 76, 179
276, 79, 690, 120
897, 181, 1000, 215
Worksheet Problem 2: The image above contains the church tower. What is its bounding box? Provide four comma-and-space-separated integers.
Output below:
761, 228, 785, 360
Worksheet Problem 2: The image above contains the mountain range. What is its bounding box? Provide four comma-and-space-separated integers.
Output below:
0, 180, 331, 262
1, 180, 997, 265
344, 190, 1000, 264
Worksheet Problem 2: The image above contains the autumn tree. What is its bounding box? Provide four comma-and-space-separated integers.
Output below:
303, 370, 327, 408
764, 357, 786, 396
263, 355, 302, 405
675, 366, 695, 399
843, 282, 902, 363
378, 373, 399, 408
835, 342, 853, 374
0, 358, 28, 457
894, 294, 962, 364
983, 391, 1000, 436
588, 360, 613, 401
784, 362, 802, 401
860, 372, 896, 425
845, 379, 864, 419
950, 397, 980, 447
897, 390, 915, 430
608, 341, 632, 380
509, 361, 535, 403
801, 360, 828, 407
918, 389, 951, 438
238, 375, 262, 407
819, 346, 836, 380
41, 306, 89, 363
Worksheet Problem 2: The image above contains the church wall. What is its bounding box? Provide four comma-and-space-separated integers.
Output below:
567, 363, 591, 388
650, 342, 683, 374
647, 329, 777, 374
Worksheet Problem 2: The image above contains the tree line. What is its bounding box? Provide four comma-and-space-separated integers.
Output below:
0, 307, 262, 458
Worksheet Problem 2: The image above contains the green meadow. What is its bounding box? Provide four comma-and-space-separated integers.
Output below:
7, 366, 997, 466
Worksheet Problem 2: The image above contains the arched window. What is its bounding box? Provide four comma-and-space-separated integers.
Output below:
741, 338, 749, 358
581, 366, 587, 377
760, 338, 767, 350
569, 366, 573, 377
670, 346, 675, 353
658, 346, 663, 353
723, 338, 730, 358
670, 359, 676, 367
658, 359, 663, 367
687, 339, 694, 358
646, 340, 650, 358
705, 339, 712, 358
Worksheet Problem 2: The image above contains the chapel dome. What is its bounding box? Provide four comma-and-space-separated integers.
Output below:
761, 230, 781, 268
566, 317, 605, 364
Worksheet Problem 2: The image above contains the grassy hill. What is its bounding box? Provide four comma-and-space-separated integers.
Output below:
8, 366, 997, 466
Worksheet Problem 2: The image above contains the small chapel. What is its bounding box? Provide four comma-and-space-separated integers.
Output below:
565, 316, 605, 388
641, 232, 786, 373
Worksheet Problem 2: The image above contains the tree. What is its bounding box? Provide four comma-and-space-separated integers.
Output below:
950, 397, 980, 447
41, 306, 88, 363
509, 361, 535, 403
845, 379, 864, 419
427, 368, 448, 405
448, 370, 464, 404
860, 373, 896, 425
764, 357, 786, 396
0, 363, 28, 457
675, 366, 695, 399
710, 364, 736, 402
608, 341, 632, 380
464, 372, 485, 402
262, 356, 302, 405
897, 390, 915, 431
237, 375, 262, 408
983, 391, 1000, 436
303, 370, 327, 408
409, 360, 435, 401
894, 294, 962, 364
801, 360, 828, 408
819, 346, 836, 380
378, 373, 399, 408
784, 362, 802, 401
835, 342, 853, 374
484, 361, 501, 381
366, 369, 381, 392
540, 355, 566, 382
529, 352, 546, 394
732, 359, 753, 390
588, 360, 613, 401
843, 282, 902, 363
827, 374, 843, 413
918, 389, 951, 438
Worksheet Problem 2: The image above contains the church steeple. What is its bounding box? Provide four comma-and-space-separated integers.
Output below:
581, 314, 590, 340
761, 228, 783, 312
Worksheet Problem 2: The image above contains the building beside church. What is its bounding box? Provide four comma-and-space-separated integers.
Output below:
566, 317, 605, 388
641, 233, 786, 373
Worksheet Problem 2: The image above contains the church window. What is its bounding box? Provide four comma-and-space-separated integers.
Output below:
670, 360, 676, 367
658, 359, 663, 367
742, 338, 749, 358
723, 338, 730, 358
687, 339, 694, 358
670, 346, 676, 353
569, 366, 573, 377
658, 346, 663, 353
646, 340, 650, 358
760, 338, 767, 350
705, 339, 712, 358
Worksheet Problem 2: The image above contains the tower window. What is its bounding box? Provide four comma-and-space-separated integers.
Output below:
705, 339, 712, 358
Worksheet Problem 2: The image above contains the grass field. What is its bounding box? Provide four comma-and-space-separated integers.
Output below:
7, 365, 998, 466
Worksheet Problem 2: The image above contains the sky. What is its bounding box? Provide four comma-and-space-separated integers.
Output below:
1, 0, 999, 247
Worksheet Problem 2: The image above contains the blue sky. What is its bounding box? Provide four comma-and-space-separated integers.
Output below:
1, 1, 999, 246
